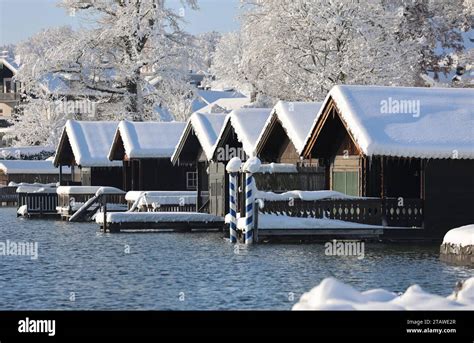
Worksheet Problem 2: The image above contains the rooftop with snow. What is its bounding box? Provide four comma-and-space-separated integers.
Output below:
53, 120, 122, 168
0, 160, 70, 174
109, 120, 186, 160
303, 85, 474, 159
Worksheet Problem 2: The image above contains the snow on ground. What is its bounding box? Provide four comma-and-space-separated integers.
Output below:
110, 120, 186, 159
293, 277, 474, 310
60, 120, 121, 167
96, 212, 223, 224
443, 224, 474, 247
258, 101, 322, 155
255, 189, 361, 202
0, 160, 70, 174
237, 213, 382, 230
304, 85, 474, 159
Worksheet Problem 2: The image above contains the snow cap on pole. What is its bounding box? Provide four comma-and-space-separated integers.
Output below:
242, 156, 261, 174
226, 157, 242, 173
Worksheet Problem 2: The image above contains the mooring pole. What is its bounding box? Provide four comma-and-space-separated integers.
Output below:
102, 194, 107, 233
244, 172, 254, 244
226, 157, 242, 243
229, 172, 238, 243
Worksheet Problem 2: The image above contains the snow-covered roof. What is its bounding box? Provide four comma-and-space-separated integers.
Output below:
192, 89, 247, 112
258, 101, 322, 155
0, 146, 55, 159
0, 160, 70, 174
172, 112, 227, 163
304, 85, 474, 159
56, 120, 121, 167
215, 108, 272, 158
109, 120, 186, 160
197, 97, 251, 114
0, 56, 19, 74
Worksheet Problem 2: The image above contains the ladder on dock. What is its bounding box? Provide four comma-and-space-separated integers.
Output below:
68, 195, 101, 222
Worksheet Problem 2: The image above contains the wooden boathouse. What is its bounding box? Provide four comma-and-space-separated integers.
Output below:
301, 85, 474, 240
108, 120, 194, 192
53, 120, 123, 187
171, 112, 228, 214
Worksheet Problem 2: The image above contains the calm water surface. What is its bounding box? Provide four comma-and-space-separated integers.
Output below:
0, 207, 471, 310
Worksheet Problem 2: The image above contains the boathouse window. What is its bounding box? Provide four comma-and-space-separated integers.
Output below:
186, 171, 198, 190
332, 171, 359, 196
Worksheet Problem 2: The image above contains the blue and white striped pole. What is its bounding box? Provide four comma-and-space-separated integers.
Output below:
244, 172, 254, 244
226, 157, 242, 244
242, 157, 261, 245
229, 172, 238, 243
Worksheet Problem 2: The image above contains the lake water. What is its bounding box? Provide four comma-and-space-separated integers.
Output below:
0, 207, 471, 310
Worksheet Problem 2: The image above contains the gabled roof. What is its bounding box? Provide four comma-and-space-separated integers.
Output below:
171, 112, 227, 164
54, 120, 121, 167
214, 108, 272, 159
303, 85, 474, 159
0, 56, 19, 74
109, 120, 186, 160
257, 101, 322, 156
192, 89, 247, 112
0, 160, 70, 174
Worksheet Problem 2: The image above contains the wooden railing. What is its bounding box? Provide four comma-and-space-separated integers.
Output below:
0, 186, 17, 204
58, 193, 126, 209
259, 197, 423, 228
18, 192, 58, 215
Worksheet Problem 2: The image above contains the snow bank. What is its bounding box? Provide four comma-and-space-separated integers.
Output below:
226, 157, 242, 173
443, 224, 474, 247
61, 120, 121, 167
14, 182, 58, 194
304, 85, 474, 159
17, 205, 28, 217
241, 213, 382, 230
0, 160, 70, 174
96, 211, 223, 224
255, 190, 360, 202
111, 120, 186, 159
293, 277, 474, 310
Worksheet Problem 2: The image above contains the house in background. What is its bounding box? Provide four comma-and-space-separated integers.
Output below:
53, 120, 122, 187
108, 120, 193, 192
302, 85, 474, 238
0, 52, 21, 119
172, 112, 227, 213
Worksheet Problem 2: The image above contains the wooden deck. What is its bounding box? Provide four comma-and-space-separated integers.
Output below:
103, 220, 225, 233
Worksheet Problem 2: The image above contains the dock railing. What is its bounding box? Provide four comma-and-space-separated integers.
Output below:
258, 197, 423, 228
18, 192, 58, 215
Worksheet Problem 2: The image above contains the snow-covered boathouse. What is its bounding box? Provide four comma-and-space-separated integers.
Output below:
171, 112, 227, 214
254, 101, 325, 191
301, 85, 474, 239
108, 120, 194, 191
0, 160, 71, 186
53, 120, 123, 187
210, 108, 271, 216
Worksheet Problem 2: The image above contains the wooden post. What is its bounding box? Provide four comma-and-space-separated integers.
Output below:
254, 200, 259, 244
102, 194, 107, 232
196, 162, 202, 211
59, 165, 63, 186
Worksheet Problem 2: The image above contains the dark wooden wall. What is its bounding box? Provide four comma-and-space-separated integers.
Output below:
208, 161, 228, 217
124, 158, 193, 191
0, 172, 70, 186
423, 159, 474, 238
89, 167, 123, 188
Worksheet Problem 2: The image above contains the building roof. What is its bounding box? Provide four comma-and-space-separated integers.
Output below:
171, 112, 227, 163
0, 160, 70, 174
54, 120, 121, 167
109, 120, 186, 160
257, 101, 322, 155
303, 85, 474, 159
215, 108, 272, 158
192, 89, 247, 112
0, 56, 19, 74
